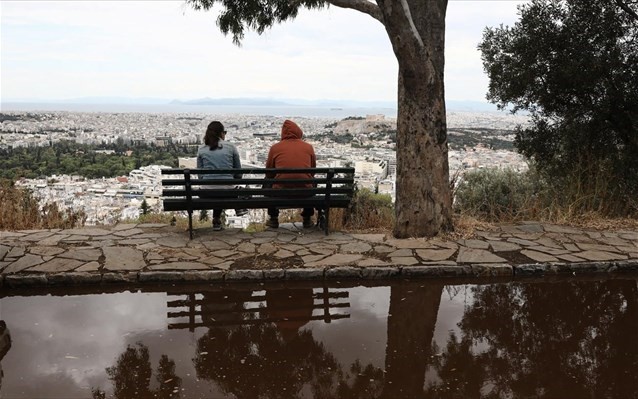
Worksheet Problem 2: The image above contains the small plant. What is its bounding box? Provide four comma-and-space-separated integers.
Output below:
140, 199, 151, 215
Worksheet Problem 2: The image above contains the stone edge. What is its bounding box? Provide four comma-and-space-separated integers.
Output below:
1, 260, 638, 288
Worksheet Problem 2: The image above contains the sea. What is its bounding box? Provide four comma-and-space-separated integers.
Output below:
1, 102, 398, 119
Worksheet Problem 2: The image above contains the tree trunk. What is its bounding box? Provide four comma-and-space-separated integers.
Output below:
378, 0, 453, 238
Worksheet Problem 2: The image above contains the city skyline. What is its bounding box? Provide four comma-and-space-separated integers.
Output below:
1, 1, 526, 104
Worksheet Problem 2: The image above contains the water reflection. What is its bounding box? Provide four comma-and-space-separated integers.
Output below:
92, 343, 181, 399
426, 279, 638, 398
1, 278, 637, 398
0, 320, 11, 392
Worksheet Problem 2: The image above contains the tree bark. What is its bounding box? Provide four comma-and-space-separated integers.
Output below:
377, 0, 453, 238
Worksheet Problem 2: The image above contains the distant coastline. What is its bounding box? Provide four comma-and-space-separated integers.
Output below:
1, 102, 399, 118
1, 97, 501, 117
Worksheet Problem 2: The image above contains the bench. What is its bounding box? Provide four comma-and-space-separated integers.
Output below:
161, 167, 355, 239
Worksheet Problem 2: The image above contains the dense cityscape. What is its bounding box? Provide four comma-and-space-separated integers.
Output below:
1, 110, 529, 225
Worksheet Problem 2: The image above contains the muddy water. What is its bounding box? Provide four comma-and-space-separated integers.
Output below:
0, 277, 636, 399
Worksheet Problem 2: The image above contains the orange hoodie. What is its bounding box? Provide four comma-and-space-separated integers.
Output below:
266, 120, 316, 188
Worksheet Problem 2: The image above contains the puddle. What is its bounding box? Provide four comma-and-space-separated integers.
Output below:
1, 277, 636, 398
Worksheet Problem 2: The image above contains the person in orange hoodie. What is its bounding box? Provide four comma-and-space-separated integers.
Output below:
265, 120, 316, 228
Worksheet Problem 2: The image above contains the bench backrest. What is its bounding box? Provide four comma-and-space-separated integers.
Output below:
161, 167, 355, 201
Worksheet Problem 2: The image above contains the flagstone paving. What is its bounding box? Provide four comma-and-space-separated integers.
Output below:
0, 221, 637, 288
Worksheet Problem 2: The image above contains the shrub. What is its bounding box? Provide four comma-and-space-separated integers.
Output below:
335, 187, 394, 231
454, 168, 544, 222
454, 165, 638, 223
0, 179, 86, 230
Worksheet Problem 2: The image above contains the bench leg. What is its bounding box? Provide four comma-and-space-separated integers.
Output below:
188, 211, 193, 240
324, 208, 330, 235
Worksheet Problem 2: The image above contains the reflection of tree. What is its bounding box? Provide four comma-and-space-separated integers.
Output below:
93, 343, 182, 399
427, 279, 638, 398
0, 320, 12, 393
381, 282, 444, 399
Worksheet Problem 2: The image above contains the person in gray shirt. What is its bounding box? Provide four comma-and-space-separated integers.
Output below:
197, 121, 245, 230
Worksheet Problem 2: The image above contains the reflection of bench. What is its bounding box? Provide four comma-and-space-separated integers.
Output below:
167, 287, 350, 332
161, 167, 355, 239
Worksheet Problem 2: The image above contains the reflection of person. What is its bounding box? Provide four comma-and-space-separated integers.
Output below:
197, 121, 246, 231
265, 288, 314, 340
265, 120, 317, 229
0, 321, 12, 392
200, 289, 255, 329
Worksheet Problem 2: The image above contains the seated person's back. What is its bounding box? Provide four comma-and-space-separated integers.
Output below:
265, 120, 316, 228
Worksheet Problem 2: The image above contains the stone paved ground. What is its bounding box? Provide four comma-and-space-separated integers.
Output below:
1, 221, 637, 288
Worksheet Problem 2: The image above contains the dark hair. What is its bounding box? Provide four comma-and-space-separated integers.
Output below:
204, 121, 225, 150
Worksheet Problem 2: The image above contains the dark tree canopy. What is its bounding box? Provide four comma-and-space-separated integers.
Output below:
480, 0, 638, 215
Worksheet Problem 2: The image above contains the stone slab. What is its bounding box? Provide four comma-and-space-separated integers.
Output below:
520, 250, 559, 263
574, 250, 627, 261
103, 246, 145, 271
59, 248, 102, 262
30, 258, 84, 273
416, 248, 456, 262
3, 254, 44, 274
488, 240, 522, 252
305, 254, 363, 267
456, 248, 507, 264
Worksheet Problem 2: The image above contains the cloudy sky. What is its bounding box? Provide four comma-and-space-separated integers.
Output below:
1, 1, 526, 104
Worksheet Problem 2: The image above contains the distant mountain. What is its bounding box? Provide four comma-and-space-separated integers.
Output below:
446, 100, 500, 112
170, 97, 291, 106
3, 95, 502, 113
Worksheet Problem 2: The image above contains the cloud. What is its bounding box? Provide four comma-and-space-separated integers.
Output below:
1, 0, 524, 102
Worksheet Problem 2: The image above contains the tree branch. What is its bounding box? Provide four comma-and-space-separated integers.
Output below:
615, 0, 638, 21
325, 0, 383, 24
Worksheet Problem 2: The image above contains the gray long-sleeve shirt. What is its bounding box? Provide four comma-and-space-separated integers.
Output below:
196, 142, 241, 180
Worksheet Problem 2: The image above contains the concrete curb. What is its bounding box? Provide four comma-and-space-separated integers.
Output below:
2, 260, 638, 289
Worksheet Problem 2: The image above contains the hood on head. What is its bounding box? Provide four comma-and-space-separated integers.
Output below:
281, 120, 303, 140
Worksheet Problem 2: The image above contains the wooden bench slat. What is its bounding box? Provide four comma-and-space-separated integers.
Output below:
162, 177, 354, 186
161, 167, 355, 175
163, 196, 352, 212
162, 187, 355, 197
161, 167, 355, 238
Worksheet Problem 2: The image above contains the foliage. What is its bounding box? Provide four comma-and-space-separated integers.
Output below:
454, 166, 638, 222
140, 199, 151, 216
426, 279, 638, 397
186, 0, 326, 45
479, 0, 638, 216
0, 140, 195, 180
338, 187, 394, 231
0, 179, 86, 230
454, 168, 545, 221
94, 342, 181, 399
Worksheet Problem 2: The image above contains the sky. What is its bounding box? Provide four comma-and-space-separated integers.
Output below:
0, 1, 527, 104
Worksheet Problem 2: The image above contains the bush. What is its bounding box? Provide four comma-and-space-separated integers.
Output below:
454, 168, 545, 222
454, 166, 638, 223
335, 187, 394, 231
0, 180, 86, 230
